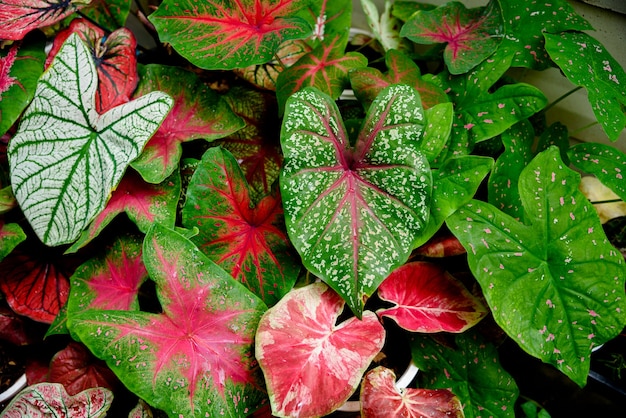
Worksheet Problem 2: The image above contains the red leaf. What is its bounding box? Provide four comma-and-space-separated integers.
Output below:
256, 283, 386, 417
0, 248, 78, 323
376, 262, 487, 333
45, 18, 138, 113
361, 366, 463, 418
0, 302, 35, 345
48, 342, 118, 396
0, 0, 86, 41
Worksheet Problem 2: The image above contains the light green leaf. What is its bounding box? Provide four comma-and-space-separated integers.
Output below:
569, 142, 626, 201
8, 34, 172, 246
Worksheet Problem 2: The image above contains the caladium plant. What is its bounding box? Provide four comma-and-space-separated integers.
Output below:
1, 0, 626, 417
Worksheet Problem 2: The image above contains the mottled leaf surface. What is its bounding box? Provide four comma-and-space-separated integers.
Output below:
569, 143, 626, 201
8, 34, 172, 246
256, 283, 385, 418
182, 147, 299, 306
360, 366, 463, 418
149, 0, 311, 70
0, 383, 112, 418
545, 31, 626, 141
377, 262, 486, 333
0, 0, 89, 40
280, 85, 431, 315
447, 147, 626, 386
410, 331, 519, 418
132, 64, 244, 184
68, 224, 267, 418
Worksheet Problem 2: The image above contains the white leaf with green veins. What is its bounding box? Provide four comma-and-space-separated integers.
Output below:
8, 33, 172, 246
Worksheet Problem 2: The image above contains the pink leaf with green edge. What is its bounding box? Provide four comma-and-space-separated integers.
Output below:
349, 49, 448, 110
376, 262, 487, 333
48, 342, 118, 396
400, 1, 503, 74
0, 221, 26, 262
447, 147, 626, 387
67, 235, 147, 316
256, 282, 386, 418
0, 37, 45, 137
80, 0, 131, 32
45, 18, 138, 114
360, 366, 463, 418
545, 31, 626, 141
131, 64, 244, 184
65, 168, 180, 253
0, 382, 112, 418
68, 224, 267, 418
148, 0, 311, 70
410, 331, 519, 418
498, 0, 592, 70
182, 147, 299, 307
218, 86, 283, 201
569, 143, 626, 201
0, 0, 89, 41
280, 85, 431, 316
276, 33, 367, 113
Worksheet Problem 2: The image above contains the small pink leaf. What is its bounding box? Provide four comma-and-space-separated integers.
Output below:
0, 382, 112, 418
361, 366, 463, 418
377, 262, 487, 333
256, 283, 386, 417
0, 0, 88, 41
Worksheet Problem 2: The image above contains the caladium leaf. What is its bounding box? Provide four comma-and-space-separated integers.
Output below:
256, 282, 386, 418
415, 234, 466, 258
0, 301, 36, 345
80, 0, 131, 32
182, 147, 299, 307
280, 85, 431, 315
544, 31, 626, 142
377, 262, 487, 333
0, 0, 90, 41
131, 64, 244, 184
45, 19, 138, 114
66, 234, 147, 316
349, 49, 448, 110
66, 169, 180, 253
48, 342, 118, 396
360, 366, 463, 418
391, 1, 436, 22
569, 143, 626, 201
0, 38, 45, 137
360, 0, 409, 52
149, 0, 312, 70
68, 224, 267, 418
0, 221, 25, 262
498, 0, 592, 70
410, 331, 519, 418
128, 400, 153, 418
0, 185, 17, 214
276, 33, 367, 113
303, 0, 352, 45
400, 1, 503, 74
0, 383, 112, 418
7, 34, 172, 246
421, 102, 454, 164
447, 147, 626, 386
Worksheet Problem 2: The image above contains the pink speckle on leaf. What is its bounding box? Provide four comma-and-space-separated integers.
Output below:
484, 119, 493, 124
546, 299, 555, 308
464, 123, 475, 130
498, 103, 505, 108
588, 310, 599, 317
477, 111, 488, 117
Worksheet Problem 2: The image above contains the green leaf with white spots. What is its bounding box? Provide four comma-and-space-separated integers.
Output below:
7, 33, 173, 247
544, 31, 626, 141
447, 147, 626, 387
421, 102, 454, 165
280, 84, 431, 316
569, 143, 626, 203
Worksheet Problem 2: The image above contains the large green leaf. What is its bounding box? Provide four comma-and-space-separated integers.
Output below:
447, 147, 626, 386
544, 31, 626, 141
569, 143, 626, 201
280, 85, 431, 316
7, 34, 172, 246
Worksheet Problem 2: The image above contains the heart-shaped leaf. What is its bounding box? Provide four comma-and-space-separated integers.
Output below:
256, 282, 385, 418
410, 331, 519, 418
80, 0, 132, 32
400, 1, 503, 74
131, 64, 244, 184
0, 38, 45, 137
280, 85, 431, 315
182, 147, 299, 307
0, 221, 25, 262
377, 262, 487, 333
8, 33, 172, 246
0, 0, 89, 41
46, 19, 139, 114
569, 143, 626, 201
447, 147, 626, 386
68, 224, 267, 417
0, 383, 112, 418
361, 0, 410, 52
149, 0, 312, 70
544, 31, 626, 141
360, 366, 463, 418
349, 49, 448, 111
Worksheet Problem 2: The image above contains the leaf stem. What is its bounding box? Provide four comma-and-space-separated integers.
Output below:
569, 121, 599, 136
591, 198, 623, 205
541, 85, 583, 114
